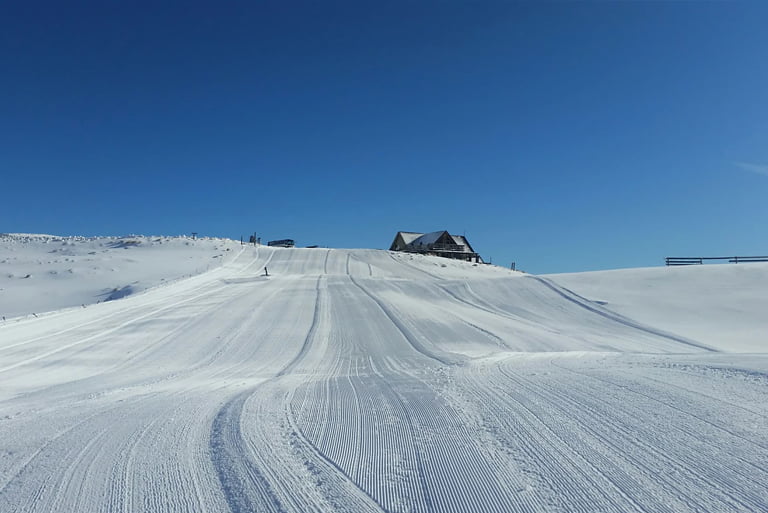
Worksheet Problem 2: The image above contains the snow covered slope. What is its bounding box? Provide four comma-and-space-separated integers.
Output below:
0, 234, 242, 319
546, 263, 768, 352
0, 241, 766, 512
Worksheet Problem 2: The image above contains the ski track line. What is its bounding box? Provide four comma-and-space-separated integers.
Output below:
0, 249, 273, 374
13, 293, 259, 417
13, 428, 111, 513
101, 282, 298, 513
1, 250, 277, 511
554, 369, 768, 509
457, 318, 510, 349
499, 360, 766, 512
393, 281, 516, 357
572, 366, 764, 511
394, 280, 513, 350
528, 276, 716, 352
0, 282, 220, 353
339, 267, 535, 511
464, 361, 634, 512
274, 270, 394, 512
438, 282, 510, 319
5, 273, 350, 513
497, 364, 705, 512
374, 357, 537, 513
103, 407, 167, 513
0, 284, 233, 374
543, 366, 768, 506
286, 279, 432, 512
226, 290, 358, 513
347, 359, 364, 480
0, 396, 149, 496
209, 389, 285, 513
371, 357, 526, 513
366, 356, 433, 513
323, 249, 331, 275
100, 388, 221, 513
284, 389, 386, 513
637, 370, 768, 420
0, 394, 163, 513
465, 365, 650, 513
41, 427, 111, 511
347, 253, 374, 277
220, 249, 274, 284
209, 269, 326, 513
386, 252, 445, 281
436, 281, 564, 337
30, 283, 257, 384
549, 359, 768, 452
347, 273, 457, 367
112, 288, 271, 375
64, 428, 116, 513
0, 246, 265, 353
276, 276, 324, 378
304, 372, 411, 511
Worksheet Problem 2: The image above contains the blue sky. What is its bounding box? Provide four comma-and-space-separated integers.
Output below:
2, 1, 767, 273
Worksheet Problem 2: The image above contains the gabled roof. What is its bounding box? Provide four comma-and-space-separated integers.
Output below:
451, 235, 475, 254
410, 230, 449, 247
397, 231, 423, 245
391, 230, 478, 256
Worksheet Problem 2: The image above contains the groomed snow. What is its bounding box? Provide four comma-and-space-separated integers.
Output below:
0, 238, 766, 512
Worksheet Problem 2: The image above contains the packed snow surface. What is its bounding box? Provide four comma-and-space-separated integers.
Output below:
1, 236, 766, 512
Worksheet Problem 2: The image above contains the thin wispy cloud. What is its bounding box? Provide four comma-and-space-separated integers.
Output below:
735, 161, 768, 177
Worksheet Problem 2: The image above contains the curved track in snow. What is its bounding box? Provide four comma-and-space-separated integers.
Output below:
1, 247, 766, 512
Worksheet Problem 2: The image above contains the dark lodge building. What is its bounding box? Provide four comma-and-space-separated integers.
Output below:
389, 230, 482, 263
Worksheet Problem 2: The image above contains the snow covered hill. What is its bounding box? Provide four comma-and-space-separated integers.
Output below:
0, 234, 242, 319
1, 237, 766, 512
546, 263, 768, 353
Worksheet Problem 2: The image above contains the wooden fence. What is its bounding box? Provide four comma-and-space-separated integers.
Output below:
665, 256, 768, 266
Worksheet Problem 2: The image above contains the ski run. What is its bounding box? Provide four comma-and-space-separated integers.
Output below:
1, 235, 766, 512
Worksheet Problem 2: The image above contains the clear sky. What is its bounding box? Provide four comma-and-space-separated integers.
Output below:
2, 1, 767, 274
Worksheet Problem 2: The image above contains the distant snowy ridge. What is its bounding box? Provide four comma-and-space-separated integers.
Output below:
0, 234, 243, 319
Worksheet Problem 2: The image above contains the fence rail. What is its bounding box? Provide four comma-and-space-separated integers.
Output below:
665, 256, 768, 266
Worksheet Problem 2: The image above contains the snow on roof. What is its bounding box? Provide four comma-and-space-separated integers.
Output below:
411, 230, 448, 246
451, 235, 474, 253
394, 230, 476, 254
398, 232, 423, 245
